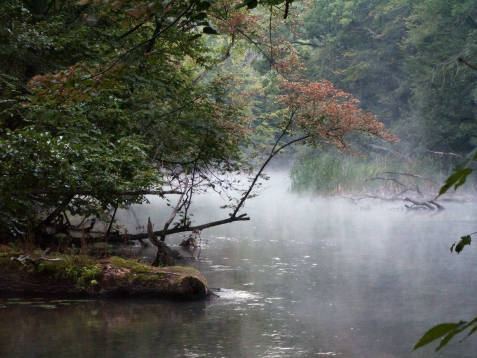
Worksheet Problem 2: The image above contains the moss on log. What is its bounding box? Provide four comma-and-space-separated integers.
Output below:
0, 247, 209, 300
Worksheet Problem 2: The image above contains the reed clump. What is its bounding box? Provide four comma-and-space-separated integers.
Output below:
290, 148, 476, 196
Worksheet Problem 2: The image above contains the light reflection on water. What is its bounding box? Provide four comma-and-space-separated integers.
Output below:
2, 174, 477, 357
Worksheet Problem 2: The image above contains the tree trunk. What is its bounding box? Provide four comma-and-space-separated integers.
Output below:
147, 217, 181, 267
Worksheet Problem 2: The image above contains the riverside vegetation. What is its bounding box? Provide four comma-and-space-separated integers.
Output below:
2, 0, 477, 352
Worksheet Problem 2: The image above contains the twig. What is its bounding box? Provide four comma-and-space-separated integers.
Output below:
427, 150, 463, 158
11, 248, 64, 265
160, 177, 189, 241
89, 4, 194, 78
459, 58, 477, 72
382, 171, 440, 184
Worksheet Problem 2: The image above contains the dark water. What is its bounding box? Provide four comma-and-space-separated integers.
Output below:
2, 174, 477, 357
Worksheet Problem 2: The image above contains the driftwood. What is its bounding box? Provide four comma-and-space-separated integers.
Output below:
361, 173, 447, 210
11, 248, 64, 265
404, 197, 443, 210
364, 176, 427, 197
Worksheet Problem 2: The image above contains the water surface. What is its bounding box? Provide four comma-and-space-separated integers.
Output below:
1, 174, 477, 357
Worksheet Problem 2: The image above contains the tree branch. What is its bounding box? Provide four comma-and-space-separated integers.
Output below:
90, 3, 194, 78
382, 171, 440, 184
231, 132, 310, 218
459, 57, 477, 72
13, 189, 182, 196
160, 177, 189, 241
111, 214, 250, 241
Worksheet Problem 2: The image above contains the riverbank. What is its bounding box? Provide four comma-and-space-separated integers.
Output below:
0, 246, 210, 300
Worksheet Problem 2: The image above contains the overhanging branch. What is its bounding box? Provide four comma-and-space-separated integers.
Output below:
13, 189, 182, 196
110, 214, 250, 241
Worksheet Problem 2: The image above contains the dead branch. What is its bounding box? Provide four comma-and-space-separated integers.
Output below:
11, 248, 64, 265
362, 195, 404, 201
404, 197, 444, 210
160, 177, 189, 242
426, 150, 463, 158
382, 171, 440, 184
459, 57, 477, 72
364, 176, 425, 197
118, 213, 251, 241
404, 197, 434, 210
429, 200, 445, 210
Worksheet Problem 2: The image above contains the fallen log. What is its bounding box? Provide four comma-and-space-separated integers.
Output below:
2, 248, 210, 300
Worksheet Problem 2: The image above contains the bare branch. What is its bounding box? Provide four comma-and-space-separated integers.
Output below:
458, 58, 477, 72
113, 214, 250, 241
160, 177, 189, 241
427, 150, 463, 158
382, 171, 440, 184
11, 249, 64, 265
404, 197, 436, 210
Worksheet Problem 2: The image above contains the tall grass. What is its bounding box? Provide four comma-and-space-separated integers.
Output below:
289, 148, 475, 196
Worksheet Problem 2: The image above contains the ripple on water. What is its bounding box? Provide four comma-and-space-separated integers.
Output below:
209, 264, 238, 271
214, 288, 261, 302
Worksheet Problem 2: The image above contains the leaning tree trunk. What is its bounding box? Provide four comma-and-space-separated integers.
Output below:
147, 218, 180, 266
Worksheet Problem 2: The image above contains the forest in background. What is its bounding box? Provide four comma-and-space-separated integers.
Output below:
2, 0, 477, 350
1, 0, 477, 249
287, 0, 477, 194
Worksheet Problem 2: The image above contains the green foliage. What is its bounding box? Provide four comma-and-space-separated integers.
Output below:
439, 147, 477, 195
35, 255, 102, 290
286, 0, 477, 155
414, 318, 477, 351
0, 0, 258, 238
401, 0, 477, 153
450, 235, 472, 254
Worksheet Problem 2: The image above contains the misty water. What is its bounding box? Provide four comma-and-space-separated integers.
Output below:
2, 173, 477, 357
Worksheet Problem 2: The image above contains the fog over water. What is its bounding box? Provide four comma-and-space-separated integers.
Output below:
2, 172, 477, 357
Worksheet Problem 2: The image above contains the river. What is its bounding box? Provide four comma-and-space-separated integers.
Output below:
1, 173, 477, 357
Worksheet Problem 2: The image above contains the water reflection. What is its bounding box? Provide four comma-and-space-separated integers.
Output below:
2, 174, 477, 357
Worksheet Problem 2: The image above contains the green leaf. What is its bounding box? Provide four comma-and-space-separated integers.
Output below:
461, 235, 471, 245
413, 323, 461, 350
439, 147, 477, 195
439, 168, 473, 195
454, 235, 471, 254
461, 323, 477, 342
436, 322, 468, 351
